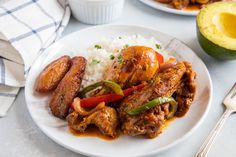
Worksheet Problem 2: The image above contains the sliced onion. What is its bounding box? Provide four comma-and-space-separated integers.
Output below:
72, 98, 105, 116
160, 58, 177, 71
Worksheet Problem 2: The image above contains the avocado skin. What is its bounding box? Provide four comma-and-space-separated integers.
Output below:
197, 26, 236, 60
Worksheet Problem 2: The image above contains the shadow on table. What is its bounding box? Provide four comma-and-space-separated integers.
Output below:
13, 89, 84, 157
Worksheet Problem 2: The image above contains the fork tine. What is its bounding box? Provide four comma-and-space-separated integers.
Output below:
223, 83, 236, 109
226, 82, 236, 99
231, 87, 236, 99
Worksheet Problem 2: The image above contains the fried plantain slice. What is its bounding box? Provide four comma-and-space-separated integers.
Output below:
49, 56, 87, 119
35, 55, 71, 93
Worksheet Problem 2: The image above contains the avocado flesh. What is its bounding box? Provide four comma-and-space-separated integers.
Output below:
197, 2, 236, 60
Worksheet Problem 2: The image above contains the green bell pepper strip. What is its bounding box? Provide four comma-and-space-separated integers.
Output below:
166, 100, 178, 119
79, 80, 124, 98
125, 96, 178, 119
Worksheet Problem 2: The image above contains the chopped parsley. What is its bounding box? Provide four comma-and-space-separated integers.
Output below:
155, 44, 161, 49
147, 79, 154, 84
118, 36, 122, 39
91, 59, 100, 65
110, 55, 115, 60
94, 44, 102, 49
117, 54, 123, 64
123, 44, 129, 49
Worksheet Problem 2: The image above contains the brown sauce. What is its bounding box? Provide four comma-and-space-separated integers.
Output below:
69, 117, 177, 140
70, 126, 119, 141
184, 4, 201, 11
162, 117, 176, 129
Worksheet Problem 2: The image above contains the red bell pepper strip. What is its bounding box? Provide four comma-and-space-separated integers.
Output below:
79, 84, 145, 108
156, 51, 164, 64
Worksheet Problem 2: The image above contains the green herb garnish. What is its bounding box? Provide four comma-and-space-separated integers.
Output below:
110, 55, 115, 60
94, 45, 102, 49
147, 79, 154, 84
118, 37, 122, 39
91, 59, 100, 65
117, 54, 123, 64
155, 44, 161, 49
123, 44, 129, 49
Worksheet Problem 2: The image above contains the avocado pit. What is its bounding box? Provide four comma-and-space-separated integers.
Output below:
213, 12, 236, 39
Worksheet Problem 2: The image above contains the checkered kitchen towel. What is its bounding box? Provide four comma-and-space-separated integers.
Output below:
0, 0, 71, 117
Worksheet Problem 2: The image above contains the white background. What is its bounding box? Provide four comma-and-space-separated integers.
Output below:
1, 0, 236, 157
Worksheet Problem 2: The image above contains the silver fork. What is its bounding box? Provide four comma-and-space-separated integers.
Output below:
195, 83, 236, 157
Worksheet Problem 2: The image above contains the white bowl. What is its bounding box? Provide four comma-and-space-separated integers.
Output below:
68, 0, 125, 24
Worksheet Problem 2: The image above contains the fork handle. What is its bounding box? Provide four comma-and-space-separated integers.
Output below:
195, 109, 233, 157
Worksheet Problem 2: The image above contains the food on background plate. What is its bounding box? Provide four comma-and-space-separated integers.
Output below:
197, 2, 236, 60
35, 35, 196, 139
155, 0, 232, 10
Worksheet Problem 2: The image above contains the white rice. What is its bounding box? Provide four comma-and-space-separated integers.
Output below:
81, 35, 169, 89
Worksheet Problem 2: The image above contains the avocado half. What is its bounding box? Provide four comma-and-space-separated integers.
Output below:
197, 2, 236, 60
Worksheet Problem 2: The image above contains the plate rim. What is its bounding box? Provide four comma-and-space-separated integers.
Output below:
25, 24, 213, 157
139, 0, 198, 16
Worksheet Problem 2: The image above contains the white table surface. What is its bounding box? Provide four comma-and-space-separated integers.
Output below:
1, 0, 236, 157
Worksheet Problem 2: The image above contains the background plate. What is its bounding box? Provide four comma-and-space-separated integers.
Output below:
25, 25, 212, 157
139, 0, 198, 16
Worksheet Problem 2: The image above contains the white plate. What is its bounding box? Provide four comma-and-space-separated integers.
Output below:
25, 25, 212, 157
139, 0, 198, 16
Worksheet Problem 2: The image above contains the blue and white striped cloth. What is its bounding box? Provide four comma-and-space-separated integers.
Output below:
0, 0, 71, 117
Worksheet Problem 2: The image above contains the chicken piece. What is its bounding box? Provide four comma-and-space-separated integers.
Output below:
35, 55, 71, 93
122, 103, 171, 138
118, 62, 186, 138
175, 62, 196, 117
199, 0, 223, 8
171, 0, 190, 9
105, 46, 160, 88
49, 56, 86, 119
72, 98, 106, 116
67, 107, 118, 138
